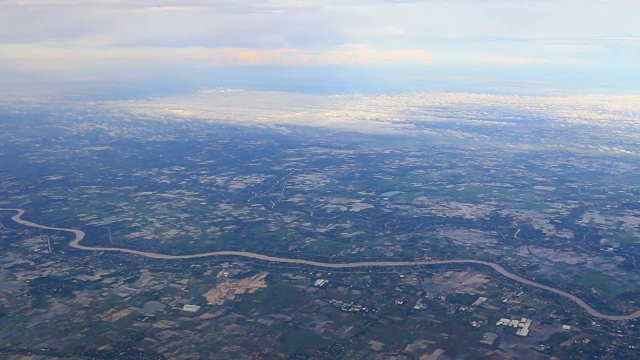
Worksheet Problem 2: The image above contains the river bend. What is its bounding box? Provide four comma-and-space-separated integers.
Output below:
2, 208, 639, 321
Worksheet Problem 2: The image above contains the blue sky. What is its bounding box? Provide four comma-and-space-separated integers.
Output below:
1, 0, 639, 96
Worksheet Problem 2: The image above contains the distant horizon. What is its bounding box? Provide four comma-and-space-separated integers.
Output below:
1, 1, 639, 100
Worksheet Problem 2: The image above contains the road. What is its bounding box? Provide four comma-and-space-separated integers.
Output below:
3, 208, 640, 321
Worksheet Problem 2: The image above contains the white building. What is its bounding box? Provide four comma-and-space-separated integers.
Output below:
182, 304, 201, 312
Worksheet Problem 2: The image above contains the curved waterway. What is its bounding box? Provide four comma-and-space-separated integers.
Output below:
3, 208, 640, 320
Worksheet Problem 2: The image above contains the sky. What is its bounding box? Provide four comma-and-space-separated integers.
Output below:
1, 0, 639, 97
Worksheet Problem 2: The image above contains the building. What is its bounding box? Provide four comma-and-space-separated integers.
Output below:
480, 332, 498, 346
182, 304, 201, 312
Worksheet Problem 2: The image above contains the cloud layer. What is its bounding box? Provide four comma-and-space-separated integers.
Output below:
0, 0, 638, 92
96, 89, 640, 147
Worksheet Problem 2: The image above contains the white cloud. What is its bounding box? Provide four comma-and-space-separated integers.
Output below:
0, 0, 638, 91
0, 44, 433, 73
90, 90, 640, 140
2, 1, 639, 47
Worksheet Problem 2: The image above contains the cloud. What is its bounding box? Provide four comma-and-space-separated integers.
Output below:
2, 0, 639, 47
212, 45, 433, 66
319, 45, 433, 65
485, 56, 542, 66
82, 89, 640, 143
532, 35, 640, 47
5, 86, 640, 154
0, 0, 638, 92
0, 44, 433, 72
479, 56, 581, 66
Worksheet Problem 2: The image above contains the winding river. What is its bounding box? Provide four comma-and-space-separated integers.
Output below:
3, 208, 640, 321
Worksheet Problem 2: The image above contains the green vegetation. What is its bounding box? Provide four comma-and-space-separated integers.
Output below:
278, 330, 330, 354
2, 109, 640, 359
542, 331, 577, 347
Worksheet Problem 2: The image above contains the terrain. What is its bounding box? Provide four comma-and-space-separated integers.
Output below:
2, 97, 640, 359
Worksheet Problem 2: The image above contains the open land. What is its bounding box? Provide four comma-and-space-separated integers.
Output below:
3, 208, 640, 321
2, 104, 640, 359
